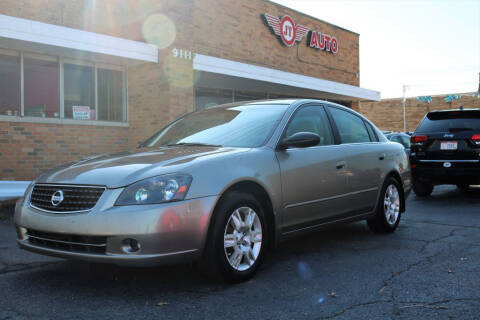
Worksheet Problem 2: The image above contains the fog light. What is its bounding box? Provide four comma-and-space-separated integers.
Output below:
121, 238, 141, 254
16, 227, 28, 240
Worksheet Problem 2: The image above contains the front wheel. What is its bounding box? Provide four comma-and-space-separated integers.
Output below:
198, 192, 267, 282
367, 176, 403, 233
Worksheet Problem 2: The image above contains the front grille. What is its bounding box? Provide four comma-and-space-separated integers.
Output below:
27, 229, 107, 254
30, 184, 105, 213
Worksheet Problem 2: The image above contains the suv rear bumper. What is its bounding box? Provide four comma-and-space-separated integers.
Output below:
412, 165, 480, 184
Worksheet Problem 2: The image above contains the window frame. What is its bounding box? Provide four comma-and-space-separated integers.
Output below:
0, 48, 128, 126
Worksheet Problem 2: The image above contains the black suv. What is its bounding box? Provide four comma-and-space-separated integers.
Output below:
410, 109, 480, 196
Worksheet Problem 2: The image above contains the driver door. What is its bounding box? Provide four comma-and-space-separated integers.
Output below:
275, 104, 348, 233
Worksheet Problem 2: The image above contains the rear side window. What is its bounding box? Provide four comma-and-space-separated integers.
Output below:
417, 111, 480, 133
328, 107, 371, 143
365, 122, 379, 142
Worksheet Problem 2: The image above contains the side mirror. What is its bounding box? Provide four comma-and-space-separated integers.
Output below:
137, 141, 144, 148
279, 132, 320, 150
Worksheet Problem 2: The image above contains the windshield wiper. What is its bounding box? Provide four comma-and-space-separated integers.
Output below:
448, 127, 474, 132
167, 142, 222, 147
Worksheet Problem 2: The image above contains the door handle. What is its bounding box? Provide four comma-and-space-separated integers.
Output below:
379, 153, 386, 160
336, 161, 346, 169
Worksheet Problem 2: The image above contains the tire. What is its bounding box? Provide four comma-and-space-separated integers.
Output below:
456, 183, 470, 191
412, 180, 433, 197
367, 176, 403, 234
198, 191, 268, 282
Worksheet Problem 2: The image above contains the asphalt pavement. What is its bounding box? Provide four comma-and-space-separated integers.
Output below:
1, 185, 479, 319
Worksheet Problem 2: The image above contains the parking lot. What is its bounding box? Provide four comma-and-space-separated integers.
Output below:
1, 185, 479, 320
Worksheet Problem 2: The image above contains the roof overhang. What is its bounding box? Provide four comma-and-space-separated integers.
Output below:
0, 14, 158, 65
193, 54, 380, 101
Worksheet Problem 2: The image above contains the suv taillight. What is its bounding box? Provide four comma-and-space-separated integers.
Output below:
472, 134, 480, 145
411, 135, 428, 143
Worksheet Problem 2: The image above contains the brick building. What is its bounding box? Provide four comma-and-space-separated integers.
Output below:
359, 92, 480, 132
0, 0, 379, 181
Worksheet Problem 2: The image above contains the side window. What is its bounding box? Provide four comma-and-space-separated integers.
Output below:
328, 107, 371, 143
285, 105, 334, 146
365, 121, 378, 142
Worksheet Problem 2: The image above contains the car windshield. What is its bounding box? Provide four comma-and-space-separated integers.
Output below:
143, 104, 289, 148
417, 111, 480, 132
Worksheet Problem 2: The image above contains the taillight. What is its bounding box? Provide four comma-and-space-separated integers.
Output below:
411, 135, 428, 143
472, 134, 480, 145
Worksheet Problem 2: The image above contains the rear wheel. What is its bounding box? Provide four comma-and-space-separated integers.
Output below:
412, 180, 433, 197
367, 176, 403, 233
456, 183, 470, 191
198, 192, 267, 282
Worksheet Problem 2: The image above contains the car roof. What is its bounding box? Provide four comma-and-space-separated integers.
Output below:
206, 99, 378, 125
207, 99, 350, 108
429, 108, 480, 113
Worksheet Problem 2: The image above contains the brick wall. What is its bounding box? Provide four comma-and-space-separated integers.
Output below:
0, 122, 128, 180
191, 0, 359, 86
358, 93, 480, 132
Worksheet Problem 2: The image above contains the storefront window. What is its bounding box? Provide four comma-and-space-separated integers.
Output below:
64, 62, 95, 120
0, 49, 126, 123
195, 88, 233, 110
234, 90, 267, 102
24, 55, 59, 118
98, 68, 124, 122
195, 87, 310, 110
0, 52, 20, 116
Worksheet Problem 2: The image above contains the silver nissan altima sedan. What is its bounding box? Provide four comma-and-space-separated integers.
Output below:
14, 99, 411, 282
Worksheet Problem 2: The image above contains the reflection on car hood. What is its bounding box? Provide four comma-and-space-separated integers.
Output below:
35, 146, 248, 188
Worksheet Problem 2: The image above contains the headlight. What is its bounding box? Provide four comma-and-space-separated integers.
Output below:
21, 181, 35, 205
115, 174, 192, 206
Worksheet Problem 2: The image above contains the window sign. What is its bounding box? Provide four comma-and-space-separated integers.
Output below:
72, 106, 92, 120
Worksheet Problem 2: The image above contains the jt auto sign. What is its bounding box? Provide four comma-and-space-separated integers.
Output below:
263, 13, 339, 54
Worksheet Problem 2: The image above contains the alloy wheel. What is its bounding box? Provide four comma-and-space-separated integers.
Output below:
384, 184, 400, 226
223, 206, 263, 271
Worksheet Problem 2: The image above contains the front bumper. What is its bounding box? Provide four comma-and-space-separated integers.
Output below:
14, 189, 218, 266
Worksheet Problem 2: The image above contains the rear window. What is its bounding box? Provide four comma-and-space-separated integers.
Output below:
416, 110, 480, 133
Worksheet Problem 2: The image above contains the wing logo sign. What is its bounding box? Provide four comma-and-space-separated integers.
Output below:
262, 13, 339, 54
263, 13, 309, 47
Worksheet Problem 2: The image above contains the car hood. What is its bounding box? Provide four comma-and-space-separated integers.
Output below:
35, 146, 249, 188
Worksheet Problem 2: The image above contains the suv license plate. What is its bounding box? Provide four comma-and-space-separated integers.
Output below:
440, 141, 457, 150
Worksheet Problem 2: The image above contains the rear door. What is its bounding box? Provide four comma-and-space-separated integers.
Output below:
327, 106, 384, 214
